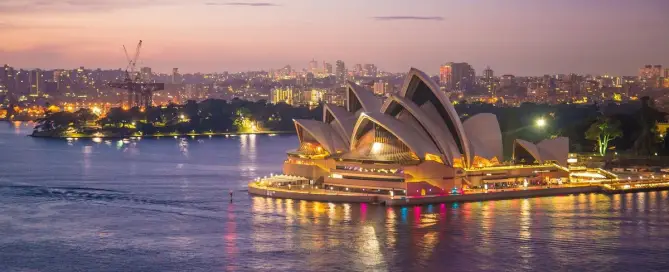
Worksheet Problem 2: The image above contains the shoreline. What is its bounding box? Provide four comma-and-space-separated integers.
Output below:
247, 182, 669, 206
28, 130, 296, 139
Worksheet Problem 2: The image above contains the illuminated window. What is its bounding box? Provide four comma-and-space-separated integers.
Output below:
351, 121, 419, 162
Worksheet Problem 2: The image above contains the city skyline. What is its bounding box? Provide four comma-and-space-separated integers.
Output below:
1, 0, 668, 75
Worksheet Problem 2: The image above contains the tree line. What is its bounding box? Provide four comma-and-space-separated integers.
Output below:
455, 96, 668, 158
33, 98, 321, 137
33, 97, 669, 157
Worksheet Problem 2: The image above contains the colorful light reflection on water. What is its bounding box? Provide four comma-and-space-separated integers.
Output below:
1, 122, 669, 271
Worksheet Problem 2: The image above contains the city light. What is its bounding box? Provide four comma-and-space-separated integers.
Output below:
535, 118, 546, 128
91, 106, 102, 115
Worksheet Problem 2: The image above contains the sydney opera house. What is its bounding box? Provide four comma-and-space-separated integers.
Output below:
283, 68, 569, 197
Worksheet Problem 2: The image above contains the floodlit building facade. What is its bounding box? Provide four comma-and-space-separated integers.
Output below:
271, 87, 294, 105
284, 68, 569, 197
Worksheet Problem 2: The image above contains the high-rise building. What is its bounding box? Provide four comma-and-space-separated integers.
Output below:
0, 65, 14, 96
324, 62, 333, 75
15, 69, 30, 95
354, 64, 363, 77
303, 88, 325, 106
500, 75, 515, 88
297, 73, 315, 86
440, 62, 475, 90
664, 68, 669, 78
324, 89, 345, 106
172, 68, 181, 84
481, 66, 495, 96
614, 76, 623, 87
364, 64, 378, 77
271, 87, 294, 105
439, 65, 452, 87
309, 59, 319, 74
278, 65, 292, 78
483, 66, 494, 79
639, 65, 662, 79
335, 60, 346, 83
28, 69, 44, 97
140, 67, 152, 82
373, 80, 386, 95
306, 72, 314, 85
638, 65, 663, 88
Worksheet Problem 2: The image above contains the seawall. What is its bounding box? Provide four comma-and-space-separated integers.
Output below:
383, 186, 601, 206
248, 184, 382, 203
248, 183, 603, 206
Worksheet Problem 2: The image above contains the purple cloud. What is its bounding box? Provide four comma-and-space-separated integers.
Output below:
0, 0, 175, 13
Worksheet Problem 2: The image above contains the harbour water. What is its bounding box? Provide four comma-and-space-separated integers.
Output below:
1, 122, 668, 272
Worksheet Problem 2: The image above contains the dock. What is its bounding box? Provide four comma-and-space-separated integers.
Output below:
600, 179, 669, 194
248, 177, 669, 206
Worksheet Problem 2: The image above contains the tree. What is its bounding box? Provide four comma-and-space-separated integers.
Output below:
585, 117, 622, 156
32, 111, 79, 136
74, 108, 97, 126
184, 100, 199, 120
235, 107, 251, 118
633, 96, 664, 156
101, 107, 133, 128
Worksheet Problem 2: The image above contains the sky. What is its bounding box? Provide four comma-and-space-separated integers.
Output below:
0, 0, 668, 75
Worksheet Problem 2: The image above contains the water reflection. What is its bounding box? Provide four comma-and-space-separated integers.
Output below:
179, 138, 189, 158
476, 201, 495, 270
82, 145, 92, 175
518, 199, 532, 268
239, 134, 257, 179
246, 192, 669, 270
12, 121, 23, 135
224, 203, 238, 271
356, 225, 386, 271
385, 207, 397, 248
2, 125, 669, 272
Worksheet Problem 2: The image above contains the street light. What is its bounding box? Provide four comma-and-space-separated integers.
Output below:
535, 118, 546, 128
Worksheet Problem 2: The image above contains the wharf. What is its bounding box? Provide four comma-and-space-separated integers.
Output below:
31, 130, 295, 139
601, 179, 669, 194
248, 182, 602, 206
383, 186, 600, 206
248, 178, 669, 206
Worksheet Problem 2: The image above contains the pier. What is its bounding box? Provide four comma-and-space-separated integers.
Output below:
248, 176, 669, 206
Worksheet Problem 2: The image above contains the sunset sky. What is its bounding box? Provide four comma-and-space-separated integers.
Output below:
1, 0, 668, 75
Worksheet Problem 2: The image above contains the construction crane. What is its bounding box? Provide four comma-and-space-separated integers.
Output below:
109, 40, 164, 109
123, 40, 142, 82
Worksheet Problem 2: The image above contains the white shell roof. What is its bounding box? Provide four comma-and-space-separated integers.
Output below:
514, 139, 542, 163
514, 137, 569, 166
294, 119, 348, 154
381, 94, 460, 166
537, 137, 569, 166
463, 113, 503, 161
398, 68, 472, 167
347, 81, 383, 112
323, 104, 356, 144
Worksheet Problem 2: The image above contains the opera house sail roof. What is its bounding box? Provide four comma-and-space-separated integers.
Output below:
323, 104, 356, 146
290, 67, 569, 169
513, 137, 569, 166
